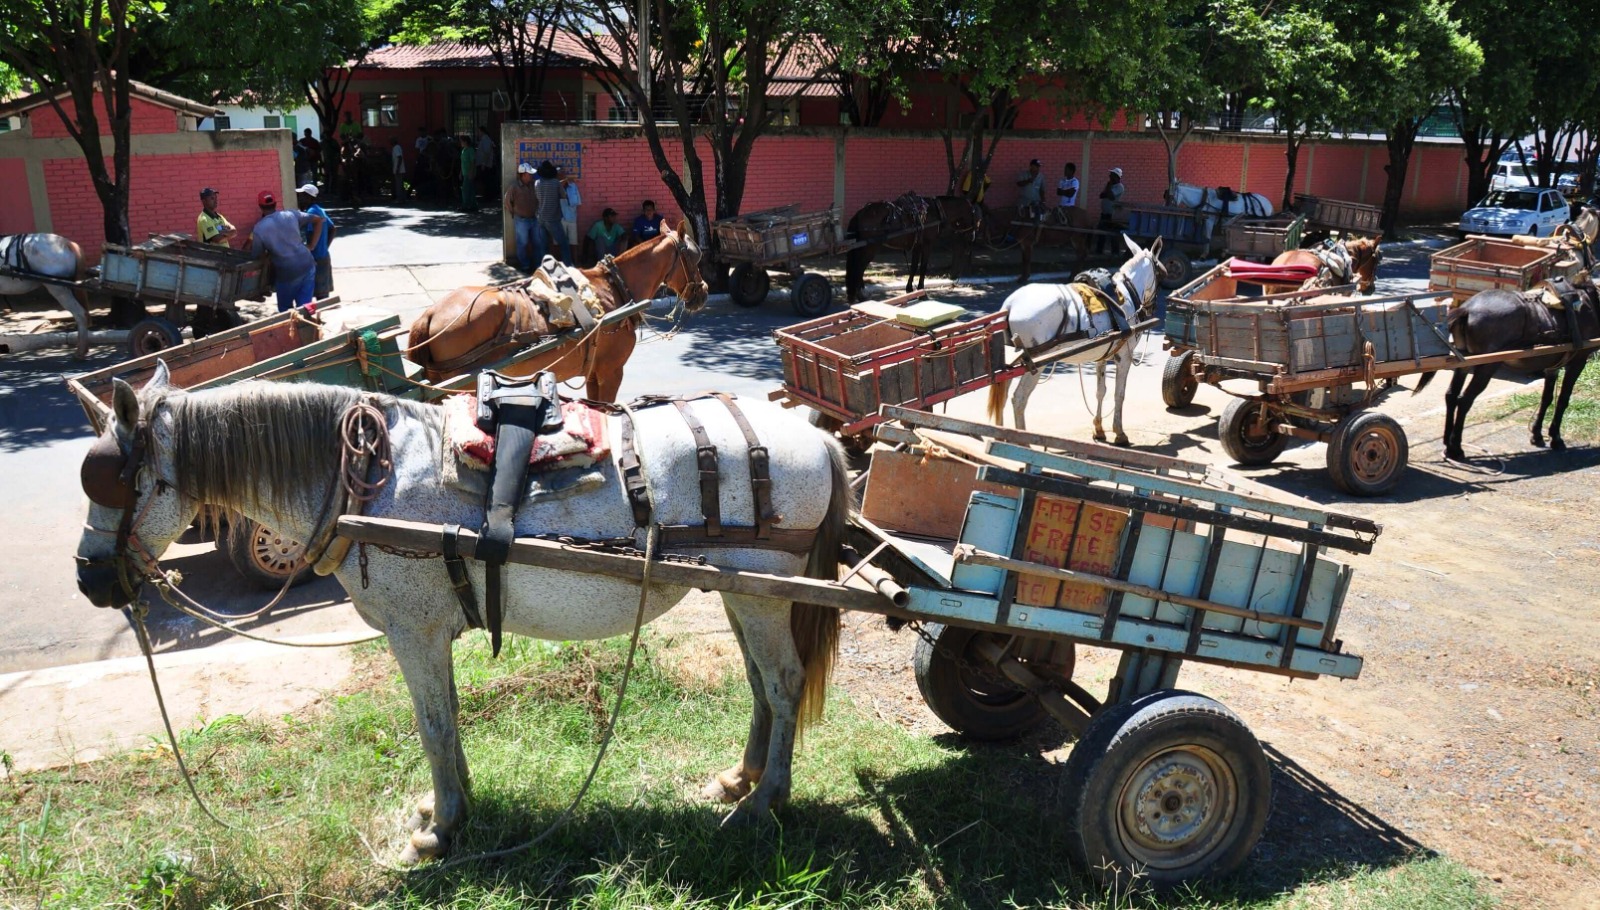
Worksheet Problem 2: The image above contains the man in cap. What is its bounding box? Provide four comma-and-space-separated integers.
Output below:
585, 207, 627, 264
1016, 158, 1045, 220
1096, 167, 1125, 255
196, 188, 235, 246
503, 161, 541, 272
296, 183, 336, 299
245, 190, 325, 312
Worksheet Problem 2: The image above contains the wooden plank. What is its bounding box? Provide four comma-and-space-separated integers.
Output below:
979, 466, 1379, 554
861, 448, 1013, 539
877, 405, 1210, 475
337, 516, 895, 614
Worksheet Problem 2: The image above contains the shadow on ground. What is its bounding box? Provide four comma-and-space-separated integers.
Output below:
0, 347, 122, 451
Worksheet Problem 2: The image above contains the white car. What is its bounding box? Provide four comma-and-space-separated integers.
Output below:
1459, 188, 1570, 238
1490, 161, 1533, 190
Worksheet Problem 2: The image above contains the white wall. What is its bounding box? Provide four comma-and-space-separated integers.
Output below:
198, 103, 320, 136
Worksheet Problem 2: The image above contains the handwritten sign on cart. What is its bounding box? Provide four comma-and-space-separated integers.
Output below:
1015, 494, 1129, 613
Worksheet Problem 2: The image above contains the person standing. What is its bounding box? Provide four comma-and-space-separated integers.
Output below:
476, 125, 496, 201
631, 199, 665, 245
558, 167, 581, 266
245, 190, 323, 312
296, 183, 336, 299
390, 136, 406, 200
338, 111, 363, 144
195, 187, 236, 246
458, 135, 477, 212
299, 129, 322, 181
1096, 167, 1125, 255
532, 160, 570, 265
1056, 162, 1080, 210
412, 127, 431, 198
504, 162, 540, 272
585, 207, 627, 264
1015, 158, 1045, 219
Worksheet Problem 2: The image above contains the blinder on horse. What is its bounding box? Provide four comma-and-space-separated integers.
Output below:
77, 419, 157, 606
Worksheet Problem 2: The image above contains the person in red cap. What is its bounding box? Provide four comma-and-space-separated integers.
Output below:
244, 190, 325, 312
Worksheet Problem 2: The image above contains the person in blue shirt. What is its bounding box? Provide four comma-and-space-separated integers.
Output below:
295, 183, 336, 299
631, 199, 665, 245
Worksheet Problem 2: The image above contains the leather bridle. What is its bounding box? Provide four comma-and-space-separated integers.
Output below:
666, 231, 708, 311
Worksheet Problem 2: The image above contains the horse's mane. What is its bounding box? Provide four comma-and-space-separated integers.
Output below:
159, 381, 436, 517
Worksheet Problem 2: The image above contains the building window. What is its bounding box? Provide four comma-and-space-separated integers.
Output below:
362, 94, 399, 129
451, 92, 492, 137
582, 92, 598, 122
212, 115, 232, 131
263, 114, 281, 129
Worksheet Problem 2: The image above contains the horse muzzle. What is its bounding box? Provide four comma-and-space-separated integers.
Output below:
76, 555, 140, 608
684, 280, 709, 313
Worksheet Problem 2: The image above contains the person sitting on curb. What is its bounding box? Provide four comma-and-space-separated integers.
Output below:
585, 207, 627, 265
244, 190, 324, 313
631, 199, 665, 245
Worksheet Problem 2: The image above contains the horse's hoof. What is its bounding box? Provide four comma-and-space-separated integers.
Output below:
1531, 435, 1547, 449
701, 768, 754, 804
399, 827, 450, 864
1551, 437, 1567, 451
720, 800, 775, 829
1445, 448, 1467, 462
1113, 435, 1131, 448
1092, 432, 1107, 443
406, 794, 436, 831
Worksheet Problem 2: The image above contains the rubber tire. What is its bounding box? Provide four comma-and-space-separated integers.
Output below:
1327, 410, 1408, 496
729, 263, 770, 307
224, 518, 313, 591
1217, 398, 1287, 466
1062, 690, 1271, 891
128, 317, 183, 358
190, 307, 240, 340
1160, 350, 1198, 409
791, 272, 834, 318
912, 622, 1049, 741
1157, 248, 1192, 290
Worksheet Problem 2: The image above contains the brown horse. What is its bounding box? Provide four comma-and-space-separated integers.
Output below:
404, 223, 709, 401
1260, 237, 1382, 295
844, 195, 981, 302
1014, 206, 1098, 282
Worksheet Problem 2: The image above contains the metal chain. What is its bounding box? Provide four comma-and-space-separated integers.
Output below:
904, 620, 1014, 688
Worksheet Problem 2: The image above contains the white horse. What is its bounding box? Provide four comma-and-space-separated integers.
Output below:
1167, 181, 1276, 221
1, 233, 92, 359
986, 234, 1165, 444
75, 368, 851, 863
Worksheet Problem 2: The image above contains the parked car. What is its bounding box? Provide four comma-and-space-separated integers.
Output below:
1489, 161, 1533, 191
1459, 188, 1571, 237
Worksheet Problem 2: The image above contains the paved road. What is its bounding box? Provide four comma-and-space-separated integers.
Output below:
0, 210, 1453, 674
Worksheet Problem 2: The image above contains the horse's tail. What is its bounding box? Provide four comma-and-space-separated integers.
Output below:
792, 434, 852, 735
404, 309, 436, 371
1412, 371, 1436, 395
987, 378, 1010, 425
68, 239, 89, 309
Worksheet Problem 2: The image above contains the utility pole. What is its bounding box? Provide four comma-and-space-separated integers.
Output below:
637, 0, 650, 124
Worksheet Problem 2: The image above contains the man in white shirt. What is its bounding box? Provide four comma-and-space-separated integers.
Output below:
390, 137, 406, 200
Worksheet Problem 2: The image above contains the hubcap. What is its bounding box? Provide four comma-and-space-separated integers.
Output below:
1117, 746, 1236, 870
1350, 426, 1400, 485
251, 526, 307, 576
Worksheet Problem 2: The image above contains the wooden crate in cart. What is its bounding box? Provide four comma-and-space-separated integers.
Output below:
771, 299, 1020, 436
714, 204, 845, 316
1293, 194, 1382, 235
1429, 234, 1584, 302
1222, 215, 1305, 261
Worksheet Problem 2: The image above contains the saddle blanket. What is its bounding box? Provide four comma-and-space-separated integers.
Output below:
1225, 258, 1319, 284
1070, 282, 1111, 314
443, 394, 610, 473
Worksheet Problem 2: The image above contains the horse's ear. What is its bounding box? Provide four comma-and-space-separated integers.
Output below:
675, 218, 695, 242
112, 378, 139, 434
145, 359, 171, 395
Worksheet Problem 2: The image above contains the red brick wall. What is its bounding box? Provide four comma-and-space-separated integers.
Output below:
29, 95, 181, 139
843, 137, 951, 212
37, 149, 282, 262
0, 159, 33, 234
1306, 144, 1366, 201
740, 135, 834, 213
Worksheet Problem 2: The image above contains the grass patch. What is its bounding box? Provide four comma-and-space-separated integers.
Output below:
1495, 362, 1600, 443
0, 635, 1493, 909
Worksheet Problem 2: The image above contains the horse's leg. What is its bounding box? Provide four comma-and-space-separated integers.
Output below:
45, 284, 91, 360
1530, 369, 1558, 448
717, 594, 806, 824
1442, 369, 1467, 460
408, 658, 472, 832
386, 627, 469, 863
702, 607, 771, 803
1092, 361, 1109, 442
1110, 344, 1132, 446
1010, 369, 1040, 431
1546, 356, 1589, 451
1449, 366, 1498, 461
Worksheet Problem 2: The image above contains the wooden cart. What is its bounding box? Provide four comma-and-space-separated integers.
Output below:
336, 406, 1382, 889
1164, 273, 1600, 494
1121, 203, 1290, 290
1221, 214, 1306, 262
65, 300, 648, 588
1292, 194, 1383, 236
1428, 234, 1586, 302
94, 234, 271, 357
714, 204, 848, 316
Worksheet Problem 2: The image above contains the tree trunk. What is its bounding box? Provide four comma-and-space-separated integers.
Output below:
1380, 118, 1420, 238
1282, 133, 1302, 213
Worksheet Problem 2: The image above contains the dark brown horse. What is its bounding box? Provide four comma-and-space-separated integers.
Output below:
1414, 282, 1599, 460
844, 195, 981, 302
1014, 206, 1098, 282
405, 222, 708, 401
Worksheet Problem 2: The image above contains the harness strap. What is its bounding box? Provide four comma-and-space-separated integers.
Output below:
672, 399, 722, 537
713, 393, 775, 539
617, 404, 653, 527
441, 523, 485, 630
600, 254, 633, 304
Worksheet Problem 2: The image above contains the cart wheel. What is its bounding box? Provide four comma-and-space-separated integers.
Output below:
1063, 690, 1271, 891
128, 317, 183, 358
1327, 411, 1408, 496
791, 272, 834, 317
1160, 350, 1198, 409
729, 263, 770, 307
1217, 398, 1287, 466
912, 622, 1051, 741
224, 518, 312, 591
1157, 248, 1192, 290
